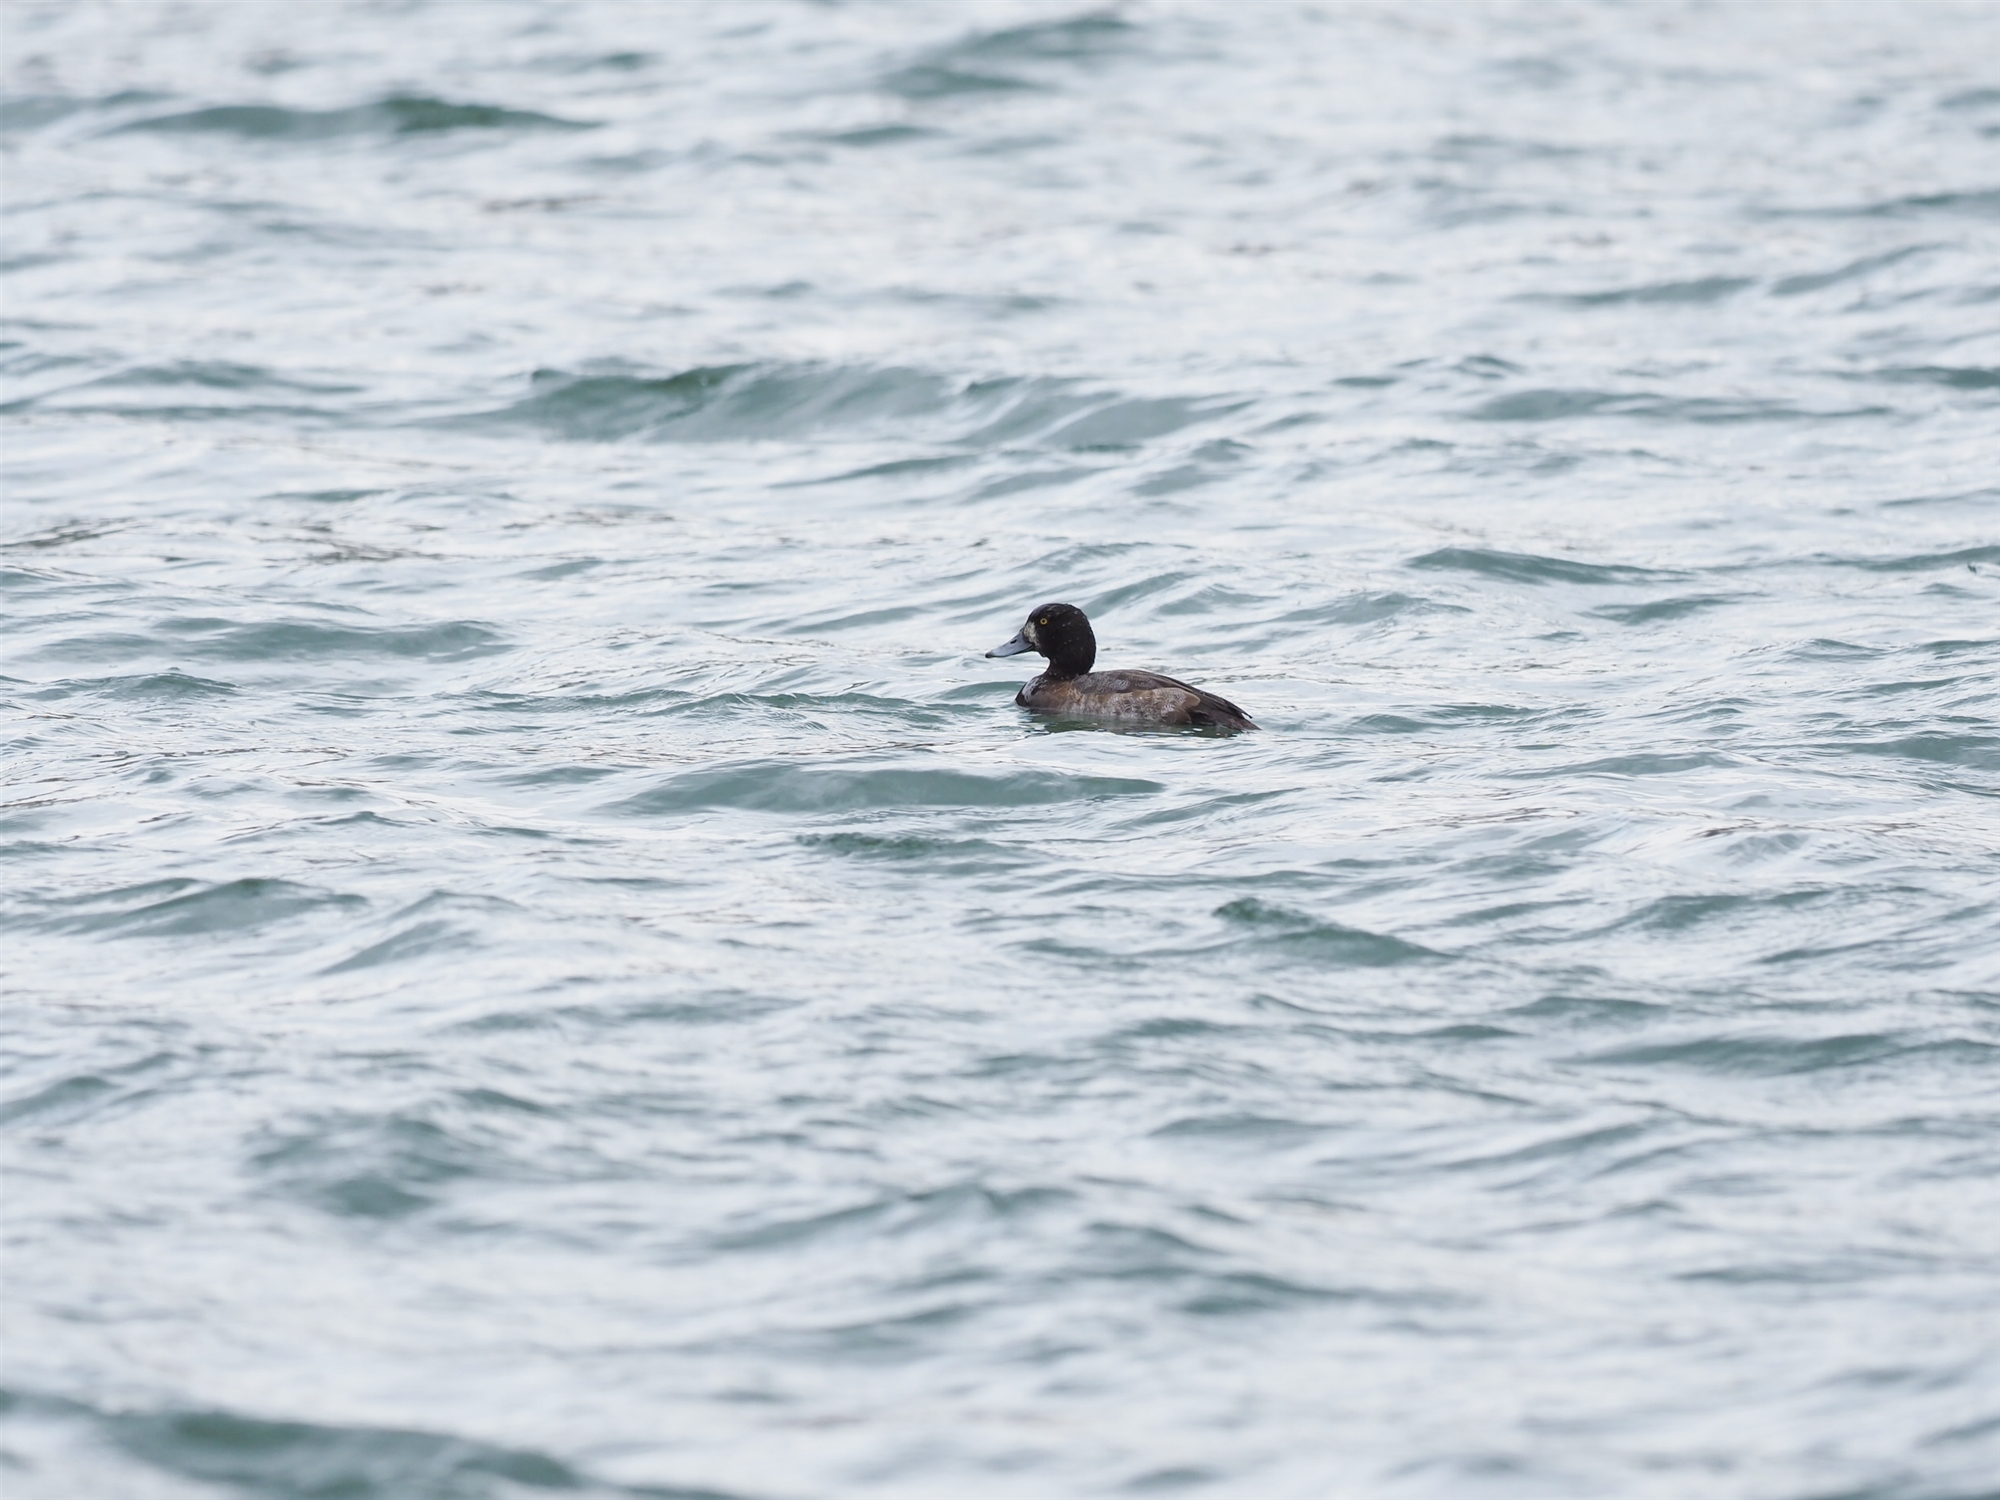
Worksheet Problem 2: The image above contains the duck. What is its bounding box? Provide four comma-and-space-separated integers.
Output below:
985, 602, 1258, 730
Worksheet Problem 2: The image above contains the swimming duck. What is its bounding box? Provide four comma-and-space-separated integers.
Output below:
986, 602, 1257, 730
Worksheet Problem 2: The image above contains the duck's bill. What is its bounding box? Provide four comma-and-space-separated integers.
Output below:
986, 630, 1033, 658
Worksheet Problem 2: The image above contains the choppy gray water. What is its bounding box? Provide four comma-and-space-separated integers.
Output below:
5, 3, 2000, 1496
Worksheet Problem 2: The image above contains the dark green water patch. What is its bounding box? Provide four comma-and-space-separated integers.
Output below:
463, 685, 691, 716
1151, 1113, 1327, 1145
27, 877, 364, 938
1080, 571, 1195, 612
798, 831, 1030, 868
790, 454, 980, 486
1044, 396, 1246, 449
1920, 637, 1999, 657
1278, 591, 1469, 625
23, 670, 238, 701
877, 11, 1136, 100
1536, 276, 1754, 306
516, 558, 603, 581
1125, 1463, 1224, 1491
250, 1110, 541, 1221
1438, 895, 1587, 930
1156, 582, 1272, 615
0, 95, 97, 132
1507, 994, 1664, 1026
320, 919, 480, 975
67, 1394, 685, 1500
449, 362, 1066, 443
1110, 1016, 1245, 1043
948, 11, 1138, 64
815, 123, 937, 147
1851, 733, 2000, 770
973, 465, 1097, 499
493, 763, 624, 787
1870, 365, 2000, 390
112, 95, 594, 139
675, 689, 966, 724
1837, 544, 2000, 573
1355, 701, 1554, 735
1770, 245, 1935, 295
1179, 1270, 1364, 1317
1133, 461, 1222, 497
134, 617, 508, 664
1433, 701, 1570, 723
955, 382, 1216, 447
1213, 897, 1439, 966
783, 602, 927, 633
1849, 188, 2000, 219
1609, 888, 1832, 934
0, 360, 362, 418
612, 762, 1163, 815
1527, 751, 1739, 778
1466, 388, 1874, 423
0, 90, 168, 132
1786, 637, 1885, 661
0, 1072, 117, 1129
1577, 1031, 1916, 1076
716, 1180, 1068, 1254
1354, 713, 1429, 735
1408, 547, 1680, 586
1420, 1023, 1519, 1042
86, 359, 356, 392
1446, 1120, 1652, 1174
270, 488, 389, 504
880, 64, 1040, 100
1590, 594, 1744, 624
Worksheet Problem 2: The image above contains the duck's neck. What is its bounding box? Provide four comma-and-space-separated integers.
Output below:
1041, 652, 1092, 682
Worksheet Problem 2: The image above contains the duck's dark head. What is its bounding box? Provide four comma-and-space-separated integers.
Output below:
987, 602, 1096, 679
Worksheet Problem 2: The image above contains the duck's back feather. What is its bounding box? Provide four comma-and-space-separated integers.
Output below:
1018, 669, 1257, 730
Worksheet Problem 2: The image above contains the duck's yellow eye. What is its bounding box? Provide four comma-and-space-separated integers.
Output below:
1037, 617, 1049, 625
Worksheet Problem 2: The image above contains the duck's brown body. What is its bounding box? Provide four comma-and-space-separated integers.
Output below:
988, 602, 1258, 731
1017, 669, 1256, 730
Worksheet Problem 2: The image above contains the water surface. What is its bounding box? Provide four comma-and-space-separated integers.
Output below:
5, 3, 2000, 1497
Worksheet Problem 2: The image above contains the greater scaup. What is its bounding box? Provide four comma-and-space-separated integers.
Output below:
986, 602, 1257, 731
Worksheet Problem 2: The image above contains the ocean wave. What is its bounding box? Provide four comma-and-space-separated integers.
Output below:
1465, 388, 1883, 422
10, 2, 2000, 1493
448, 363, 1243, 449
0, 1389, 706, 1500
1407, 547, 1681, 586
20, 877, 365, 939
611, 761, 1164, 815
0, 359, 362, 419
878, 11, 1136, 99
1212, 897, 1441, 967
111, 95, 593, 140
30, 618, 508, 666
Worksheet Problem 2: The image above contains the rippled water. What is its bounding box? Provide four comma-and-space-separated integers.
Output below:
5, 3, 2000, 1496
